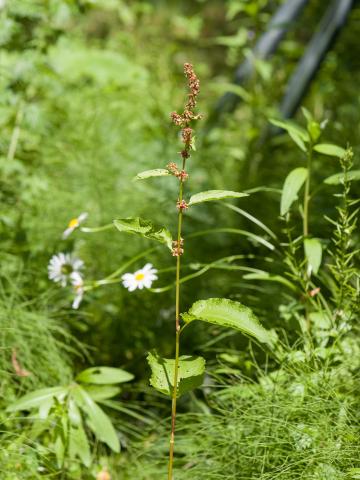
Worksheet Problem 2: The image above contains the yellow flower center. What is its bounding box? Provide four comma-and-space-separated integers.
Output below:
135, 273, 145, 281
68, 218, 79, 228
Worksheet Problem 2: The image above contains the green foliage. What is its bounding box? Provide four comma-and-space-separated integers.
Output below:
188, 190, 248, 206
7, 366, 134, 469
147, 351, 205, 397
114, 217, 173, 250
182, 298, 271, 345
280, 167, 308, 216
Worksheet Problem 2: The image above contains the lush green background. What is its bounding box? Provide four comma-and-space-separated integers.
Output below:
1, 1, 359, 479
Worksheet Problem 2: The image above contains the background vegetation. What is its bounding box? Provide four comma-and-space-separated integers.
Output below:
0, 1, 359, 478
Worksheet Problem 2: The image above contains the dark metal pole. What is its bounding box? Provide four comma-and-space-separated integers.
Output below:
279, 0, 354, 119
211, 0, 309, 120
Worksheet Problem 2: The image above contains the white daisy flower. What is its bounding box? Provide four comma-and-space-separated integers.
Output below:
62, 212, 88, 239
48, 252, 84, 287
70, 271, 84, 309
121, 263, 158, 292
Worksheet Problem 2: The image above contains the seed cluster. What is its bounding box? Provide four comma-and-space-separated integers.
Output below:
169, 63, 202, 257
170, 63, 202, 166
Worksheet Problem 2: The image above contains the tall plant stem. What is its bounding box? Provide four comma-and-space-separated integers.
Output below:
303, 144, 313, 332
168, 158, 186, 480
303, 144, 313, 238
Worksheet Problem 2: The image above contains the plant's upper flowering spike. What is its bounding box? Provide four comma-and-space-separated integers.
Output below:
48, 252, 84, 287
121, 263, 158, 292
62, 212, 88, 239
71, 271, 84, 309
170, 63, 202, 162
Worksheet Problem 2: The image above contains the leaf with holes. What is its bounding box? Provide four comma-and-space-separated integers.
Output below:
189, 190, 248, 206
147, 351, 205, 397
113, 217, 172, 250
182, 298, 271, 345
280, 167, 308, 216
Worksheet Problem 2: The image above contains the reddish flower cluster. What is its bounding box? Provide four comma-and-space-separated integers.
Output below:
172, 238, 184, 257
170, 63, 202, 162
176, 199, 188, 211
166, 162, 189, 181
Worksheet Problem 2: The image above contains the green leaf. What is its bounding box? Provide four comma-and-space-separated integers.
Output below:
68, 421, 91, 467
147, 351, 205, 397
68, 400, 91, 467
6, 386, 68, 412
324, 170, 360, 185
243, 272, 297, 291
280, 167, 308, 216
76, 367, 134, 385
314, 143, 345, 157
182, 298, 271, 345
133, 169, 171, 181
73, 386, 120, 453
304, 238, 322, 275
83, 385, 121, 401
288, 129, 306, 152
189, 190, 248, 206
113, 217, 172, 250
269, 118, 309, 142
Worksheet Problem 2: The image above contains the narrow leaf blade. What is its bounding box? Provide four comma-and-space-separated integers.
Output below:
182, 298, 271, 344
324, 170, 360, 185
189, 190, 248, 206
74, 387, 120, 453
76, 367, 134, 385
113, 217, 172, 250
304, 238, 322, 275
7, 386, 68, 412
314, 144, 345, 158
280, 167, 308, 216
134, 169, 171, 181
269, 118, 309, 142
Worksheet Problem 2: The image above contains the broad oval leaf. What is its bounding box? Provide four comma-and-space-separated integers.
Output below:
76, 367, 134, 385
113, 217, 172, 250
324, 169, 360, 185
314, 144, 345, 158
182, 298, 271, 344
73, 386, 120, 453
147, 351, 205, 397
280, 167, 308, 216
304, 238, 322, 275
269, 118, 309, 142
189, 190, 248, 206
133, 169, 171, 181
6, 386, 69, 412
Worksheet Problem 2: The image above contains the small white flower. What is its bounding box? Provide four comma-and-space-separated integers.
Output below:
121, 263, 158, 292
62, 212, 88, 239
48, 252, 84, 287
70, 271, 84, 309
